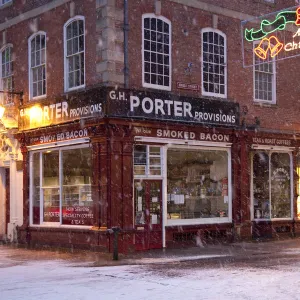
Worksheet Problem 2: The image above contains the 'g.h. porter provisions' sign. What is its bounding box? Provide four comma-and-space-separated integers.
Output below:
19, 88, 239, 131
108, 89, 239, 127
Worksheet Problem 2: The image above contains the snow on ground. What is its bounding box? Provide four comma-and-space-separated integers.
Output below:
1, 256, 300, 300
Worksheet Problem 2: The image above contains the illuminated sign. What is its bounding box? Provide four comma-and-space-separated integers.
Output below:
19, 88, 240, 131
245, 9, 298, 42
242, 6, 300, 64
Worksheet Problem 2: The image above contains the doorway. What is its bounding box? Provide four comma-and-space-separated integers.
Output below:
134, 180, 162, 250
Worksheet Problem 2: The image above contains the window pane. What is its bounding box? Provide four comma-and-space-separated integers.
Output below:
253, 152, 270, 219
143, 17, 170, 88
66, 19, 85, 89
134, 145, 146, 166
62, 147, 93, 226
42, 151, 59, 222
202, 31, 226, 96
167, 149, 229, 220
32, 153, 40, 224
271, 153, 291, 218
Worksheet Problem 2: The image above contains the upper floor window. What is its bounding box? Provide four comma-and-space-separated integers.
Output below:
142, 14, 171, 91
0, 45, 13, 104
29, 32, 46, 99
201, 28, 227, 98
253, 40, 276, 104
64, 16, 85, 92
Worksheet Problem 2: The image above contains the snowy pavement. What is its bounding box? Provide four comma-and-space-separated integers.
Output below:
1, 243, 300, 299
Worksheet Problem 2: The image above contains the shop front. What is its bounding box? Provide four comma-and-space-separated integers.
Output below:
249, 134, 297, 239
132, 125, 235, 249
17, 87, 241, 252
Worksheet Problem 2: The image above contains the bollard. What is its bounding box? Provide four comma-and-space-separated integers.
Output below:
107, 227, 121, 260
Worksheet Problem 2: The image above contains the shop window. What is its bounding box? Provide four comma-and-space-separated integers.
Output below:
167, 148, 230, 223
64, 16, 85, 92
142, 14, 171, 91
253, 40, 276, 104
134, 145, 162, 176
297, 165, 300, 218
30, 145, 93, 226
252, 151, 291, 220
201, 28, 227, 98
0, 0, 12, 7
0, 45, 13, 104
28, 32, 46, 99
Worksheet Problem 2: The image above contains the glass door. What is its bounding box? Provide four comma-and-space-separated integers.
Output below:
134, 180, 162, 250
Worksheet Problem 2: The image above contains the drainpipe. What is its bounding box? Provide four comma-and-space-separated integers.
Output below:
123, 0, 129, 88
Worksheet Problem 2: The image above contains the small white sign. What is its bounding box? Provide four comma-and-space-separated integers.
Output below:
224, 196, 229, 203
152, 197, 158, 203
138, 197, 142, 211
151, 214, 158, 224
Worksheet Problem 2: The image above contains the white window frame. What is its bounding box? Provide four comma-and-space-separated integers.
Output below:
253, 41, 276, 104
142, 13, 172, 91
0, 44, 13, 105
201, 28, 227, 98
63, 15, 85, 92
165, 144, 232, 226
28, 31, 47, 100
29, 143, 92, 227
250, 149, 293, 221
134, 144, 163, 178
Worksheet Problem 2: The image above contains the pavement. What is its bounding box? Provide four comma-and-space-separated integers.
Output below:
2, 237, 300, 268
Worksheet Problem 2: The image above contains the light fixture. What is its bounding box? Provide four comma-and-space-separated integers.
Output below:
0, 90, 23, 121
0, 105, 5, 119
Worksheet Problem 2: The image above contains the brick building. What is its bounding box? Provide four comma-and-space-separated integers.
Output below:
0, 0, 299, 252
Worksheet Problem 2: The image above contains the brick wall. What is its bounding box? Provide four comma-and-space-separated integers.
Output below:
125, 0, 300, 132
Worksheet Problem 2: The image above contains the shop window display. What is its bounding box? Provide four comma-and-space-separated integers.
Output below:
167, 148, 229, 221
252, 151, 291, 219
31, 145, 93, 226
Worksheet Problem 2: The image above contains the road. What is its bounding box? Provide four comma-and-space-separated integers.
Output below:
1, 239, 300, 299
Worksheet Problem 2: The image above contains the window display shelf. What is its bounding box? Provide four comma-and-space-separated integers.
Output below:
41, 185, 92, 207
63, 184, 92, 206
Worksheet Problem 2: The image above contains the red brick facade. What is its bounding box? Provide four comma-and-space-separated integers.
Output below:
0, 0, 300, 252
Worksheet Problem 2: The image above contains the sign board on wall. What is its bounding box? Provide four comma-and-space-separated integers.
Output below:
133, 126, 233, 143
251, 136, 296, 147
176, 82, 200, 91
19, 88, 240, 130
108, 89, 239, 127
19, 89, 105, 131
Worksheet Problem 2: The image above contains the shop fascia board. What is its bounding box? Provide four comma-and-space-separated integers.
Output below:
27, 138, 90, 151
134, 136, 232, 148
251, 144, 295, 151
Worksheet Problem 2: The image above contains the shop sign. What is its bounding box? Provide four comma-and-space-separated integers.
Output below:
133, 126, 232, 143
43, 206, 93, 226
19, 89, 105, 131
252, 137, 295, 147
19, 88, 239, 131
176, 82, 200, 91
62, 206, 94, 226
108, 89, 239, 127
29, 128, 89, 145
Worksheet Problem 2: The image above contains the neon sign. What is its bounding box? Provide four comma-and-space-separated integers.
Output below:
245, 7, 300, 60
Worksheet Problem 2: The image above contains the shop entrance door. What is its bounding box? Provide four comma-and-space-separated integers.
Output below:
134, 180, 162, 250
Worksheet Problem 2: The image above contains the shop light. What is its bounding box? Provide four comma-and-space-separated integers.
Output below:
0, 90, 23, 122
29, 105, 43, 122
0, 105, 5, 119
